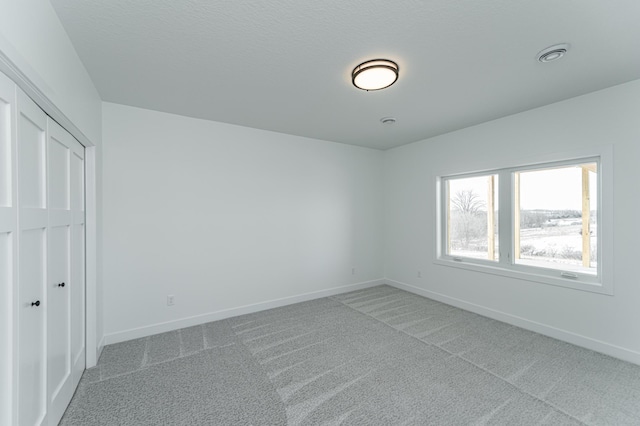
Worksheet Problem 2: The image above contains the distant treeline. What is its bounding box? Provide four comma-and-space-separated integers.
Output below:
520, 209, 596, 229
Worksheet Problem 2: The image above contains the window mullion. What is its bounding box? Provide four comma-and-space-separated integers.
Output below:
498, 170, 512, 266
439, 178, 449, 257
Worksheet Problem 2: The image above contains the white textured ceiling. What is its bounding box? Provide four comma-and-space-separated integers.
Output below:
50, 0, 640, 150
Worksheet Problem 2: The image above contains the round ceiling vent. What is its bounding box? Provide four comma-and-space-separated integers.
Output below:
537, 44, 570, 63
380, 117, 397, 125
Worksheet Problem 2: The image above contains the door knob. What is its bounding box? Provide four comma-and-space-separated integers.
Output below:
31, 300, 40, 307
57, 282, 65, 287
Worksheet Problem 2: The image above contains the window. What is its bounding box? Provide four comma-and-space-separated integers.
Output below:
446, 174, 499, 261
514, 163, 597, 275
437, 151, 612, 294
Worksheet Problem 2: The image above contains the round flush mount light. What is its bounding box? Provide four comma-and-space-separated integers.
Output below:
537, 44, 570, 63
352, 59, 399, 91
380, 117, 397, 125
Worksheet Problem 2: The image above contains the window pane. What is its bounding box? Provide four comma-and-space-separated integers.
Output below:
447, 175, 499, 261
515, 163, 597, 274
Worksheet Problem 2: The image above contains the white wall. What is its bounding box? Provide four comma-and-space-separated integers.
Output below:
384, 79, 640, 364
0, 0, 102, 145
102, 103, 384, 341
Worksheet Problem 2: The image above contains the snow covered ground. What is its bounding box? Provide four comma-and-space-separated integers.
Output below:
450, 220, 597, 274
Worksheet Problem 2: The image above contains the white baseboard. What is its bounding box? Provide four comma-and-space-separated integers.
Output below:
385, 279, 640, 366
104, 279, 385, 345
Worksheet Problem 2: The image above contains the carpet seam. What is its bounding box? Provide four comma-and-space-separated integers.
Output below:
330, 290, 588, 425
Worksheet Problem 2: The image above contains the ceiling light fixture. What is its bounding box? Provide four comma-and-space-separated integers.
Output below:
537, 44, 570, 63
352, 59, 399, 91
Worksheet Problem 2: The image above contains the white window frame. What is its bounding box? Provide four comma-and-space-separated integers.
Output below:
435, 146, 613, 295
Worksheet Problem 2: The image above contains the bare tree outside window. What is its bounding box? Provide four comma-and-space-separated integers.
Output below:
451, 189, 486, 215
447, 175, 498, 260
450, 190, 486, 249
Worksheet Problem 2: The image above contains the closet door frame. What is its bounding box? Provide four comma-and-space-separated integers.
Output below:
0, 64, 98, 425
0, 55, 101, 371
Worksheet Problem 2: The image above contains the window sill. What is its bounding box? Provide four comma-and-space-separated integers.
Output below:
433, 257, 613, 295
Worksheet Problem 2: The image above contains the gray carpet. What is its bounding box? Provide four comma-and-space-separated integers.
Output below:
61, 285, 640, 425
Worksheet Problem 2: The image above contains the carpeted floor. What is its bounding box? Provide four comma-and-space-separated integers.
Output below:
61, 285, 640, 425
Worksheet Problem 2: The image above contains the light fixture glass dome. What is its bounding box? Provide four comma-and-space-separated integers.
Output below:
352, 59, 399, 91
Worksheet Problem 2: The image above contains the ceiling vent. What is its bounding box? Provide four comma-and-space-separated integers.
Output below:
537, 44, 570, 63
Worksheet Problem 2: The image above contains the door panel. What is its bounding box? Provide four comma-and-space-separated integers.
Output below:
17, 91, 48, 426
18, 114, 46, 209
47, 225, 70, 406
46, 119, 83, 426
0, 231, 14, 426
18, 228, 47, 426
47, 137, 70, 211
0, 69, 16, 426
0, 87, 12, 208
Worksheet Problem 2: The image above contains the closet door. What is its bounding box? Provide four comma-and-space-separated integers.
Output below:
46, 120, 72, 424
0, 68, 17, 426
47, 118, 85, 425
17, 90, 48, 426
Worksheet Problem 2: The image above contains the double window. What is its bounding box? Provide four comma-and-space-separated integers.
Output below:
437, 152, 611, 294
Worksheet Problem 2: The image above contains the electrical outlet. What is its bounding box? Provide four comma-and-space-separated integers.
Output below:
167, 295, 175, 306
417, 271, 422, 278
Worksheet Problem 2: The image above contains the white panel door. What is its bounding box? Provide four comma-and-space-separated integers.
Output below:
46, 118, 85, 425
0, 69, 17, 426
17, 90, 48, 426
46, 119, 73, 425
